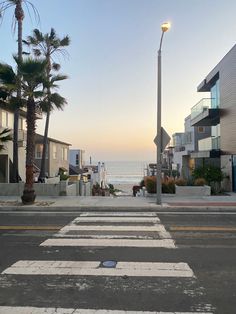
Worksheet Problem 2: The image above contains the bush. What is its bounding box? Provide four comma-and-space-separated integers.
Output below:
60, 173, 69, 181
192, 166, 223, 185
192, 165, 224, 194
175, 178, 187, 186
140, 179, 145, 187
144, 176, 156, 194
162, 177, 175, 194
144, 176, 176, 194
194, 178, 206, 186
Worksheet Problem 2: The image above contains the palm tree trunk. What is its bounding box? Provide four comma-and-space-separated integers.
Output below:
39, 56, 51, 181
13, 0, 24, 183
38, 108, 50, 181
21, 97, 36, 204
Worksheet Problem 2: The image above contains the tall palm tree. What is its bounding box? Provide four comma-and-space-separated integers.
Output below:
0, 128, 12, 152
24, 28, 69, 181
18, 57, 46, 204
0, 0, 39, 182
0, 57, 47, 203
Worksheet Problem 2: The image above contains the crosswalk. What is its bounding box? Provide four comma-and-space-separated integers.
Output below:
0, 211, 215, 313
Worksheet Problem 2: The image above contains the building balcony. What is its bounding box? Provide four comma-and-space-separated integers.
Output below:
190, 136, 221, 159
191, 98, 220, 127
198, 137, 220, 151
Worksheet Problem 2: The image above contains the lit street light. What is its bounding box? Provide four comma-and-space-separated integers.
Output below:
156, 22, 171, 205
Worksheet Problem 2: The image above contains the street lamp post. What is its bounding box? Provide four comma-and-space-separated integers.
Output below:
156, 22, 171, 205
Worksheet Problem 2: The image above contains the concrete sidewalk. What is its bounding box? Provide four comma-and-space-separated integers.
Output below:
0, 193, 236, 211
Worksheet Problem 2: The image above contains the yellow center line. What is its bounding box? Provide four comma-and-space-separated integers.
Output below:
0, 226, 62, 231
170, 226, 236, 232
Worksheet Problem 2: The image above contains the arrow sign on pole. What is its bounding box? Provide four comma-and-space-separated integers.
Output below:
154, 127, 171, 152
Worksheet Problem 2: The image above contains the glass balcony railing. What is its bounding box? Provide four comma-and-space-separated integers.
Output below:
198, 136, 220, 151
191, 98, 213, 120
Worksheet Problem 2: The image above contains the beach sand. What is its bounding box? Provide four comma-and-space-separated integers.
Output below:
113, 183, 135, 196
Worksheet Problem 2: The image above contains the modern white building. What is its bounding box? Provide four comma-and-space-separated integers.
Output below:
172, 115, 211, 179
69, 149, 85, 169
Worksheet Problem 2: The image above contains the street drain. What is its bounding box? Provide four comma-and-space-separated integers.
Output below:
100, 260, 117, 268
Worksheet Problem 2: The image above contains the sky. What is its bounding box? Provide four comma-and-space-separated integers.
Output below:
1, 0, 236, 162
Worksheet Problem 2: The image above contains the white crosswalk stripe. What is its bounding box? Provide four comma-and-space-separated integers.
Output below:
0, 306, 213, 314
2, 260, 195, 277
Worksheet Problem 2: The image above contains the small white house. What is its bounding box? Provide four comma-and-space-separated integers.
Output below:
69, 149, 85, 169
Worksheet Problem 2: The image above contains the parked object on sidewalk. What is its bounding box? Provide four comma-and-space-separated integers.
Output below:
132, 185, 141, 197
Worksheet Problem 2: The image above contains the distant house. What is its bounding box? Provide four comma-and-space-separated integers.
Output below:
83, 162, 107, 188
34, 134, 71, 179
0, 106, 42, 183
69, 149, 85, 169
69, 164, 84, 182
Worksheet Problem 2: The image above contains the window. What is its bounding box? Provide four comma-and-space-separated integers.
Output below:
18, 117, 26, 130
35, 144, 48, 159
1, 111, 13, 128
62, 147, 68, 161
35, 144, 43, 159
76, 153, 79, 165
1, 111, 7, 127
198, 126, 205, 133
211, 79, 220, 108
53, 144, 57, 159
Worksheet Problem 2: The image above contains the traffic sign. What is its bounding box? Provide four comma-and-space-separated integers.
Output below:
153, 127, 171, 152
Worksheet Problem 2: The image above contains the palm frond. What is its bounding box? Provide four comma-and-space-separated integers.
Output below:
0, 89, 8, 100
52, 62, 60, 71
49, 27, 56, 41
0, 62, 16, 86
60, 35, 70, 47
0, 128, 12, 151
50, 74, 68, 83
33, 48, 41, 57
49, 92, 67, 109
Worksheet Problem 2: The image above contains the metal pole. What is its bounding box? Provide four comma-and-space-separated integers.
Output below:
156, 47, 162, 205
156, 30, 165, 205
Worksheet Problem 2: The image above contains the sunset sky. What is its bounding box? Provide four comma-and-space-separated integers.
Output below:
1, 0, 236, 161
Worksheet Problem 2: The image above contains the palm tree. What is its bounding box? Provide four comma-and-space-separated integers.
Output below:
0, 57, 47, 203
18, 57, 46, 204
24, 28, 69, 181
0, 0, 39, 182
0, 128, 12, 152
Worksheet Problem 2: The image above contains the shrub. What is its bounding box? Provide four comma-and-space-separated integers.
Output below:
162, 177, 175, 194
175, 178, 187, 186
144, 176, 156, 194
194, 178, 206, 186
192, 166, 223, 185
140, 179, 145, 187
60, 173, 69, 181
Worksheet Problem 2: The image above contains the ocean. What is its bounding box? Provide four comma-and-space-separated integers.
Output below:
105, 161, 149, 185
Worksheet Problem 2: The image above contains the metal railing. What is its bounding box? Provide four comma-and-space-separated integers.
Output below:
191, 98, 213, 120
198, 136, 220, 151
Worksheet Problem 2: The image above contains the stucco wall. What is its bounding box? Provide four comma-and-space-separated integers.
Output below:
221, 155, 232, 191
49, 142, 69, 177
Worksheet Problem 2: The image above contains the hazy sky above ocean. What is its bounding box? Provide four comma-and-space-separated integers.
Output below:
1, 0, 236, 161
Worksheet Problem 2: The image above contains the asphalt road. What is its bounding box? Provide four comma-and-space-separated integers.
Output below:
0, 209, 235, 314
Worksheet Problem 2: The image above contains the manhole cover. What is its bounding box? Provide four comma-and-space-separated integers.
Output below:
100, 260, 117, 268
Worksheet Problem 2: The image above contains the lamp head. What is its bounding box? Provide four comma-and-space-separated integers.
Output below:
161, 22, 171, 33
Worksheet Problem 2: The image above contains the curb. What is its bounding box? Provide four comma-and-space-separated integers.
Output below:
1, 205, 236, 212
